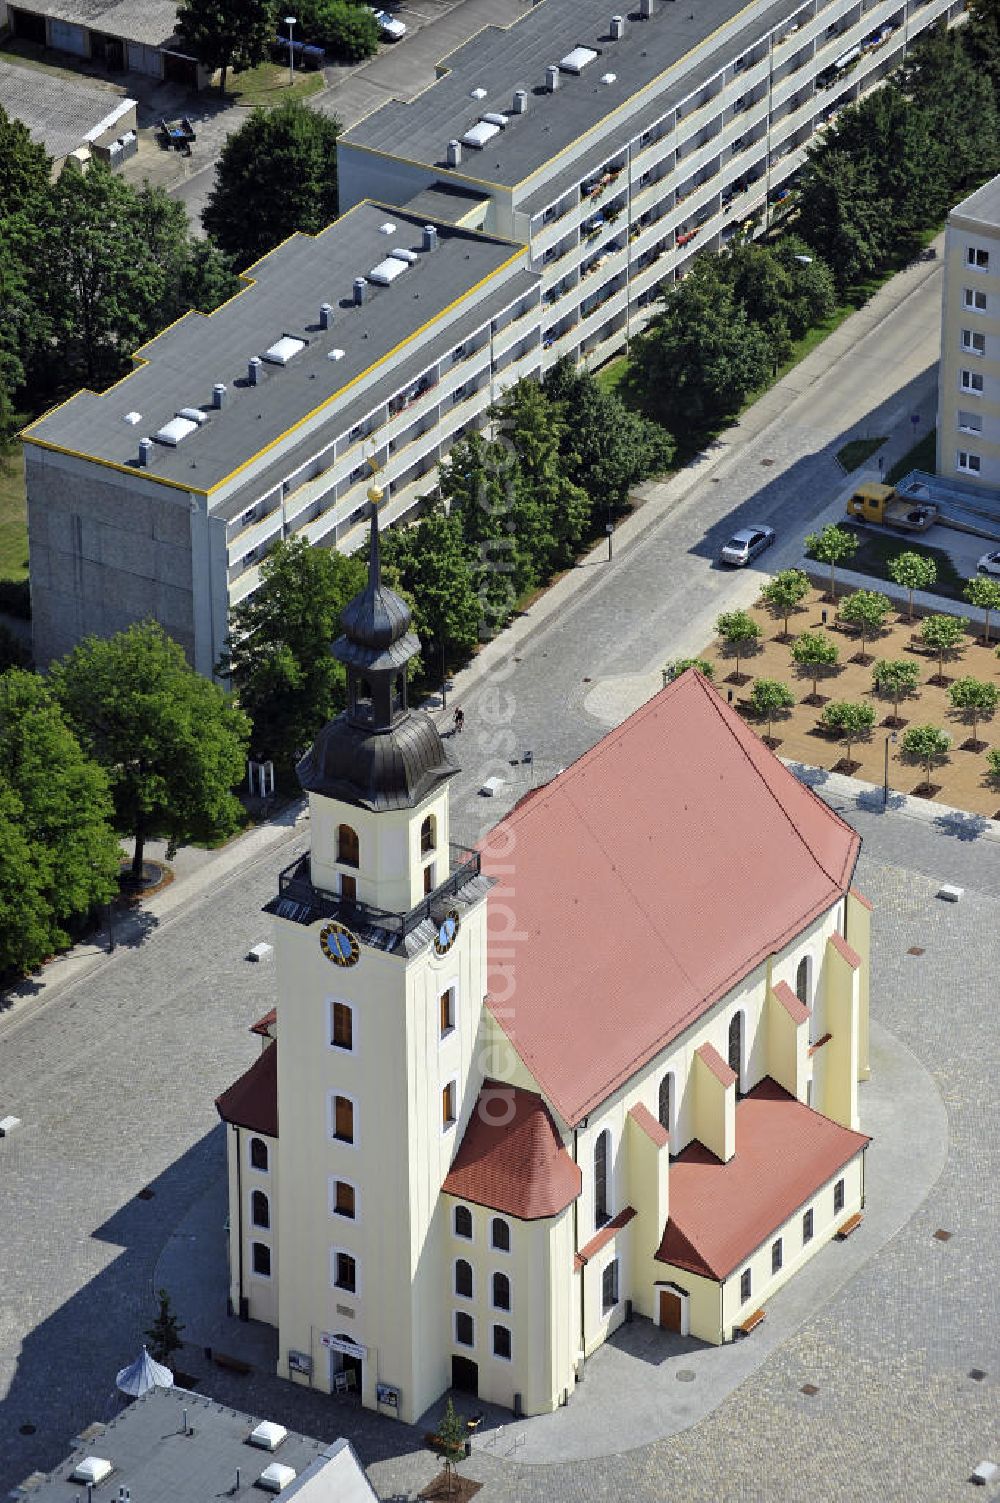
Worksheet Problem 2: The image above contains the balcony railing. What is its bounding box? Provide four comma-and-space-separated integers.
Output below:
271, 842, 482, 942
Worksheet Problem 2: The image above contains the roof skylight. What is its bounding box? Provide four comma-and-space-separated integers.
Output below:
560, 45, 598, 73
262, 336, 306, 366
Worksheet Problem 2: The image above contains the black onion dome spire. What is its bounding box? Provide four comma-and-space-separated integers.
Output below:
296, 490, 456, 813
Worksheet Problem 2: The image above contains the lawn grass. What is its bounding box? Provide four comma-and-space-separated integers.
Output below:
0, 449, 28, 583
595, 357, 629, 396
887, 428, 937, 485
807, 522, 966, 602
837, 435, 888, 473
228, 61, 325, 108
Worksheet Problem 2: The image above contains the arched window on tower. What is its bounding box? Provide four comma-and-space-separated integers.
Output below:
251, 1189, 270, 1228
594, 1129, 610, 1229
421, 814, 437, 855
728, 1014, 743, 1092
353, 676, 373, 721
338, 824, 359, 868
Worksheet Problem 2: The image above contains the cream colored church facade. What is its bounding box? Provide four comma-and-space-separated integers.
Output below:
217, 512, 872, 1425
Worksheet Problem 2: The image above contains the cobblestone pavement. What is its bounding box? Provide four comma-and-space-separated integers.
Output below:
1, 827, 996, 1501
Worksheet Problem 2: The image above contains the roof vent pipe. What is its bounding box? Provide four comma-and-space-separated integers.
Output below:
212, 383, 226, 409
639, 0, 654, 15
610, 14, 625, 38
447, 138, 461, 167
248, 356, 262, 386
138, 437, 153, 467
353, 277, 367, 306
422, 224, 439, 253
546, 64, 560, 91
512, 88, 528, 113
320, 302, 334, 330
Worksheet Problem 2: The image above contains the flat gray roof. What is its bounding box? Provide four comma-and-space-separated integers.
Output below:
24, 202, 530, 495
14, 0, 187, 50
0, 59, 133, 160
344, 0, 778, 191
15, 1387, 372, 1503
952, 173, 1000, 231
402, 180, 491, 224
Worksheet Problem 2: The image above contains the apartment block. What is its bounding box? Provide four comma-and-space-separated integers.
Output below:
938, 175, 1000, 489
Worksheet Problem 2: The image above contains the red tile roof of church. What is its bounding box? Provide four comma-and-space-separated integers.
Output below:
655, 1078, 869, 1280
479, 671, 859, 1126
629, 1102, 669, 1149
442, 1081, 581, 1219
250, 1007, 277, 1037
575, 1207, 637, 1269
772, 980, 809, 1025
215, 1045, 278, 1138
696, 1042, 737, 1087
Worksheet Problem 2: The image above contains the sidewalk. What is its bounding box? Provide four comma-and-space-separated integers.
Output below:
428, 236, 946, 724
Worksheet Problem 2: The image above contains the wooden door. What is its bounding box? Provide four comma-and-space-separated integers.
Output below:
659, 1288, 682, 1332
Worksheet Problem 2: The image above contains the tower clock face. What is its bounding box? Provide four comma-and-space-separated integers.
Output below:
320, 921, 360, 967
434, 910, 460, 956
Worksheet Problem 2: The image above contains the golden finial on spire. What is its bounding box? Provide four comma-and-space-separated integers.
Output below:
365, 439, 384, 508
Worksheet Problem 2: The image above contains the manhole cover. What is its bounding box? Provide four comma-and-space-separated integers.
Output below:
907, 946, 925, 956
676, 1369, 696, 1383
970, 1369, 987, 1382
137, 1187, 155, 1201
19, 1424, 35, 1435
801, 1383, 819, 1397
933, 1228, 952, 1241
760, 458, 774, 467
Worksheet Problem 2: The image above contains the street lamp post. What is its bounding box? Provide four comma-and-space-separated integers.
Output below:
284, 15, 296, 86
605, 521, 614, 562
883, 730, 898, 809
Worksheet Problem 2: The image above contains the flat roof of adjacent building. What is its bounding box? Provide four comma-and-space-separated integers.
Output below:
480, 670, 860, 1127
951, 172, 1000, 231
344, 0, 789, 192
0, 59, 134, 161
16, 1387, 376, 1503
12, 0, 187, 50
23, 202, 532, 495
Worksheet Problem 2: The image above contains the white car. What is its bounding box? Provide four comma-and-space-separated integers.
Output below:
719, 525, 776, 567
977, 550, 1000, 577
373, 9, 406, 39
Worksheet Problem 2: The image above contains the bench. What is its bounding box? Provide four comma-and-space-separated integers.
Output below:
212, 1351, 252, 1374
737, 1308, 766, 1337
836, 1211, 864, 1240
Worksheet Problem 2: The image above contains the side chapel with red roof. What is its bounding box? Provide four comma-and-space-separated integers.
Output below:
215, 507, 872, 1424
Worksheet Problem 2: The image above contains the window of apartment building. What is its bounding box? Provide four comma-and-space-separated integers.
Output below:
491, 1217, 511, 1253
454, 1258, 473, 1299
958, 410, 984, 435
602, 1258, 619, 1313
442, 1080, 457, 1131
250, 1136, 269, 1172
492, 1271, 511, 1311
967, 246, 990, 269
834, 1178, 845, 1214
332, 1179, 356, 1219
594, 1129, 611, 1228
962, 329, 987, 355
331, 1001, 353, 1052
252, 1242, 271, 1277
252, 1190, 270, 1229
333, 1250, 357, 1294
958, 450, 983, 474
771, 1237, 783, 1275
493, 1324, 512, 1361
802, 1208, 814, 1244
961, 369, 985, 393
332, 1094, 355, 1145
440, 986, 456, 1038
337, 824, 360, 867
740, 1267, 752, 1303
455, 1311, 474, 1347
454, 1205, 473, 1240
964, 287, 988, 312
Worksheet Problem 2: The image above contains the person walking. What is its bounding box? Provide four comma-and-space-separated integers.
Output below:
453, 707, 465, 734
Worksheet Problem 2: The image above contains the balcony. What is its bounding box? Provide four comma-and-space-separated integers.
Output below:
271, 842, 482, 942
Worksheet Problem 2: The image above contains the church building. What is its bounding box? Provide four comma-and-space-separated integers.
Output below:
215, 503, 872, 1425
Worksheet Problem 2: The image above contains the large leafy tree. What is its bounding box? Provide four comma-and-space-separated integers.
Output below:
901, 25, 1000, 193
541, 358, 675, 514
50, 621, 250, 877
177, 0, 276, 96
494, 378, 592, 575
203, 98, 341, 266
832, 84, 947, 240
293, 0, 379, 59
772, 236, 837, 338
0, 104, 50, 217
220, 536, 366, 781
630, 269, 771, 434
796, 148, 888, 293
380, 508, 481, 681
438, 430, 522, 633
0, 670, 120, 974
961, 0, 1000, 106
